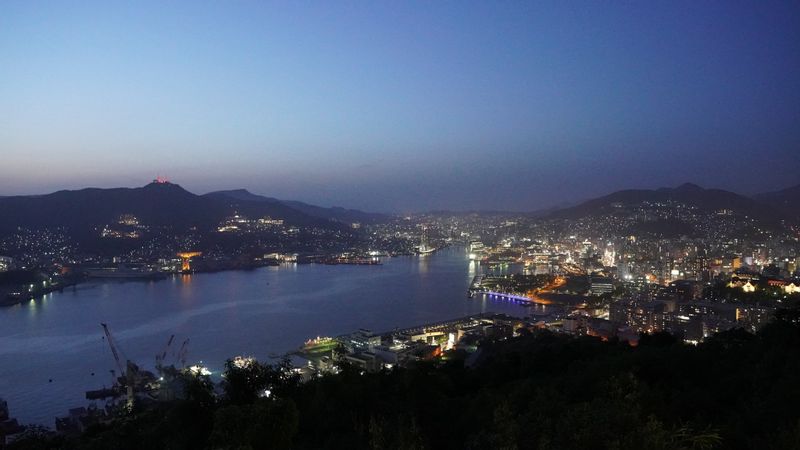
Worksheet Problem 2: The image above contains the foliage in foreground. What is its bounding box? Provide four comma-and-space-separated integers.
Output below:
9, 311, 800, 450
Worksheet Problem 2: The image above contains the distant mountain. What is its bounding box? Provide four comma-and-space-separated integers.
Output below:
281, 200, 389, 224
420, 202, 575, 218
206, 190, 389, 224
0, 182, 337, 234
754, 184, 800, 220
203, 189, 281, 204
551, 183, 784, 223
528, 203, 577, 218
424, 210, 528, 216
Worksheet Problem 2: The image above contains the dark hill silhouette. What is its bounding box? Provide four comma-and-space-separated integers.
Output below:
754, 184, 800, 220
0, 182, 336, 233
205, 189, 389, 224
551, 183, 784, 223
280, 200, 388, 224
203, 189, 281, 204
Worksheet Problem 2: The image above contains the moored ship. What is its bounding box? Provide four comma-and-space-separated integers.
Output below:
417, 226, 437, 254
86, 265, 165, 280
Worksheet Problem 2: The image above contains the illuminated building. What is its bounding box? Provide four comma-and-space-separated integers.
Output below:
589, 276, 613, 296
257, 217, 284, 226
0, 256, 13, 272
117, 214, 139, 226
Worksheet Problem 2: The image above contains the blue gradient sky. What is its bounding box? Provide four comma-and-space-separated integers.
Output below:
1, 1, 799, 212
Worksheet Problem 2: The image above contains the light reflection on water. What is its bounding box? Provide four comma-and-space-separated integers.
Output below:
0, 247, 527, 426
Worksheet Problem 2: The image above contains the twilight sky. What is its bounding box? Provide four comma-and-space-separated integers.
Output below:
1, 1, 799, 212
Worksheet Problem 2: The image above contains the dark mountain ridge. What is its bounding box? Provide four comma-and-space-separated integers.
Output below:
550, 183, 785, 223
205, 189, 389, 224
203, 189, 281, 204
0, 182, 338, 234
754, 184, 800, 220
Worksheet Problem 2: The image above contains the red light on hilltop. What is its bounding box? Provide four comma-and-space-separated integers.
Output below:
153, 175, 170, 184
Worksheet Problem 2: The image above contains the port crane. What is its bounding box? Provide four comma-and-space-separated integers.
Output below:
90, 325, 176, 407
155, 334, 175, 368
177, 252, 202, 273
101, 323, 126, 378
100, 323, 140, 411
175, 338, 190, 368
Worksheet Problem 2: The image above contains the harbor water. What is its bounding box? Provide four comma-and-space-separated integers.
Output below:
0, 247, 533, 426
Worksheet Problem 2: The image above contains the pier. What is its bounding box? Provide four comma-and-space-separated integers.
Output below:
481, 291, 532, 304
388, 313, 501, 336
468, 274, 532, 303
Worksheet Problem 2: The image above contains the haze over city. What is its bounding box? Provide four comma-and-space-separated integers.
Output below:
2, 1, 799, 212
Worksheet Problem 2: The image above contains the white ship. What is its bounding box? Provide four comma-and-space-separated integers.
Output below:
417, 227, 436, 254
418, 243, 436, 254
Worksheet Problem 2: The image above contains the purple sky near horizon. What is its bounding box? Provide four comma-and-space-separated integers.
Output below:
1, 1, 799, 212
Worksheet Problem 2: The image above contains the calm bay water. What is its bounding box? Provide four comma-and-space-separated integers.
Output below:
0, 247, 530, 426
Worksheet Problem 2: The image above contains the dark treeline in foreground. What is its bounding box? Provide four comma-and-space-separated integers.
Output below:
10, 311, 800, 450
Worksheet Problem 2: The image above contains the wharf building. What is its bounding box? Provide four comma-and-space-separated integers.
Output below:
295, 315, 525, 375
0, 256, 14, 272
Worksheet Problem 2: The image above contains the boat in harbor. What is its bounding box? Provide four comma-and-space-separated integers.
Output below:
323, 258, 382, 265
417, 227, 437, 255
86, 265, 166, 280
418, 243, 436, 254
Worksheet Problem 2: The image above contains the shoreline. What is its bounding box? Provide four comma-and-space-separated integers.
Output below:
0, 254, 413, 308
0, 280, 81, 308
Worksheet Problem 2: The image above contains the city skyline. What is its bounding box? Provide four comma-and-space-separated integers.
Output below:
2, 1, 799, 212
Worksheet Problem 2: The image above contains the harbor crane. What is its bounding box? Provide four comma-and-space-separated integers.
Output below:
175, 338, 190, 368
89, 324, 162, 407
155, 334, 175, 368
101, 323, 126, 378
177, 252, 202, 273
100, 323, 138, 411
